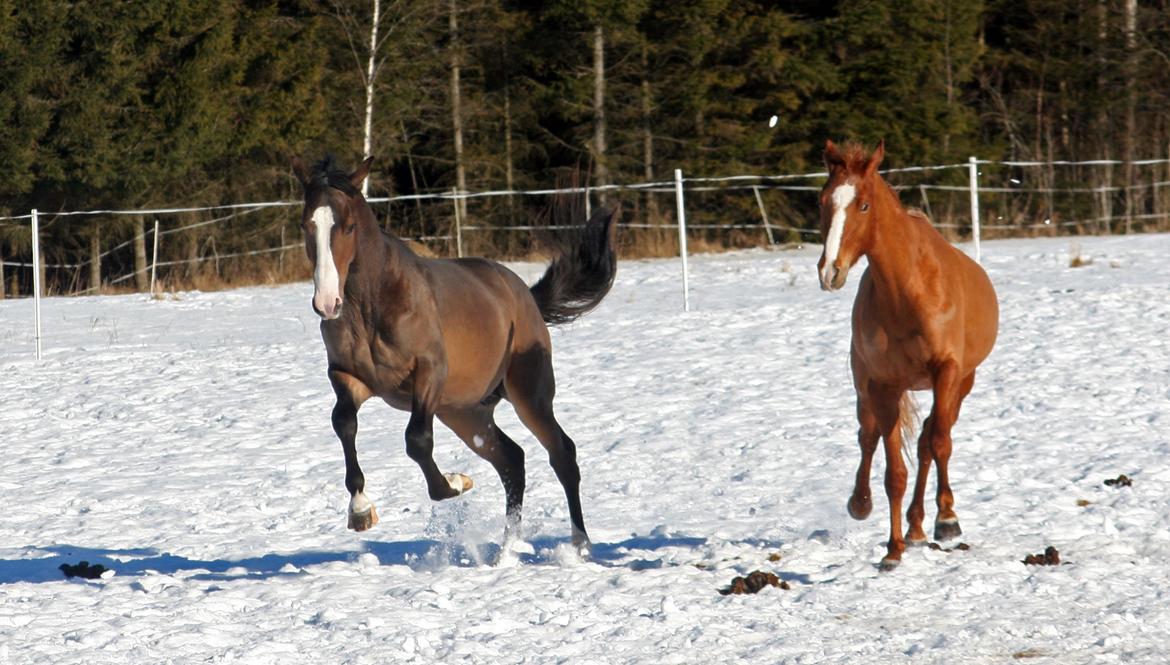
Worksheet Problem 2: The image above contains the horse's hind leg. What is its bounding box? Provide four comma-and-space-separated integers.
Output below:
506, 348, 589, 550
438, 403, 526, 539
904, 415, 934, 546
932, 368, 975, 541
329, 371, 378, 532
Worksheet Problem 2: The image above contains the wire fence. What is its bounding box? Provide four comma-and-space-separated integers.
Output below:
3, 156, 1170, 303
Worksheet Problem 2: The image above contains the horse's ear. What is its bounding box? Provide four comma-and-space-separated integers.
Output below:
349, 156, 374, 191
824, 139, 846, 170
291, 156, 310, 187
864, 140, 885, 178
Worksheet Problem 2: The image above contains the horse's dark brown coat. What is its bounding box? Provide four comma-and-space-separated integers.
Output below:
292, 156, 617, 547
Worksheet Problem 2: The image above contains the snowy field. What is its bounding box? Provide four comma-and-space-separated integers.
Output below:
1, 233, 1168, 664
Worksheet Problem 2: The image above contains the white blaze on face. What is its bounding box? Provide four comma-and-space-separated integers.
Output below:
820, 182, 856, 289
311, 206, 342, 319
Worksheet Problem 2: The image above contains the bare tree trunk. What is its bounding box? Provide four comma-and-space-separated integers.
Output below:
1100, 160, 1114, 233
400, 121, 426, 232
641, 43, 657, 225
1045, 120, 1056, 234
134, 216, 148, 292
185, 224, 201, 281
361, 0, 382, 198
1124, 0, 1137, 233
449, 0, 467, 224
504, 81, 515, 216
1096, 0, 1111, 234
592, 24, 608, 206
1165, 135, 1170, 229
942, 2, 954, 156
89, 226, 101, 292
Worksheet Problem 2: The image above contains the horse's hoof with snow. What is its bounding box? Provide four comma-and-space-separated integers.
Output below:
445, 473, 474, 495
847, 496, 872, 521
347, 506, 379, 532
878, 556, 901, 572
934, 519, 962, 541
571, 527, 592, 556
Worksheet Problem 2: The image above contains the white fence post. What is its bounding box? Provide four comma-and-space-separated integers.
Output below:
31, 208, 43, 360
674, 168, 690, 312
968, 156, 982, 264
149, 219, 160, 296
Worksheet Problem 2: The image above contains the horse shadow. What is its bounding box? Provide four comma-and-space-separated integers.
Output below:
0, 545, 367, 585
0, 531, 723, 584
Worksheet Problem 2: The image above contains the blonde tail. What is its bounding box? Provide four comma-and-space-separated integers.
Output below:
898, 392, 920, 467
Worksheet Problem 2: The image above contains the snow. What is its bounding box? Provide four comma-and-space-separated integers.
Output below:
1, 234, 1169, 663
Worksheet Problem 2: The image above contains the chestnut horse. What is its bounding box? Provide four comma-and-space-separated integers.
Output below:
291, 155, 617, 551
817, 140, 999, 571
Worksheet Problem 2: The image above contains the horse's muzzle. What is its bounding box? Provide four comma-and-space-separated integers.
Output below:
312, 295, 343, 320
819, 264, 848, 292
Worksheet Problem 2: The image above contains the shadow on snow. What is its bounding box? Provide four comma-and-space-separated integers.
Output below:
0, 532, 736, 584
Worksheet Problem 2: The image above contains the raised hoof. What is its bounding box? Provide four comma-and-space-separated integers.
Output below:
878, 557, 901, 572
847, 496, 873, 521
934, 519, 963, 542
445, 473, 474, 495
347, 505, 379, 532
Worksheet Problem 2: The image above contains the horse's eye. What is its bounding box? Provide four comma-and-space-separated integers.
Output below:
860, 202, 870, 213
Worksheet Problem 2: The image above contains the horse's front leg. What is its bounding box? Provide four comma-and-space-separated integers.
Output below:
848, 396, 880, 520
872, 388, 909, 571
329, 371, 378, 532
405, 359, 473, 500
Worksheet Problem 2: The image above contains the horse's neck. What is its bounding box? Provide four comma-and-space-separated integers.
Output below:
863, 192, 931, 300
346, 211, 413, 309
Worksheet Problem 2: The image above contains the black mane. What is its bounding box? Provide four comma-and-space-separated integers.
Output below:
307, 154, 359, 196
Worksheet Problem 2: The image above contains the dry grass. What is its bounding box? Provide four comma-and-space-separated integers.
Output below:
1068, 242, 1093, 268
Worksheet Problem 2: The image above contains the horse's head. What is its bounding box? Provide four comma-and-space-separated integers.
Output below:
291, 155, 374, 320
816, 139, 885, 292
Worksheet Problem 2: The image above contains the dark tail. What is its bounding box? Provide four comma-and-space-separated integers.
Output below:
530, 206, 619, 326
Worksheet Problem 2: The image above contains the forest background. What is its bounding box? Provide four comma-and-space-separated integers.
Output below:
2, 0, 1169, 295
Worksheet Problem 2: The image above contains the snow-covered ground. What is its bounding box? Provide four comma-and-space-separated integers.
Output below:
1, 234, 1168, 664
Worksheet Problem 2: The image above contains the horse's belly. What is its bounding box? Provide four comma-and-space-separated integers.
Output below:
855, 327, 932, 389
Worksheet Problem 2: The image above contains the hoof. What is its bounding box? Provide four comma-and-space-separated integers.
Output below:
347, 505, 379, 532
847, 496, 872, 521
444, 473, 474, 495
571, 526, 592, 555
906, 534, 929, 548
934, 519, 962, 542
878, 556, 901, 572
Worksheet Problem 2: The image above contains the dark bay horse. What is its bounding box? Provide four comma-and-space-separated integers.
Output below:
291, 155, 617, 551
817, 140, 999, 571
